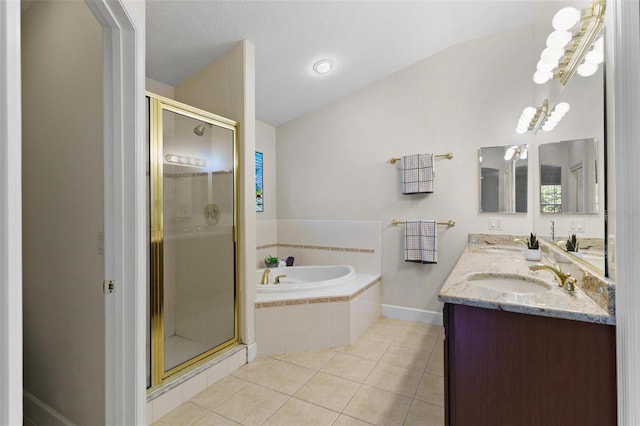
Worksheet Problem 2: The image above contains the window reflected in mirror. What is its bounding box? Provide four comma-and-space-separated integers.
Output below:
539, 138, 598, 214
479, 145, 528, 214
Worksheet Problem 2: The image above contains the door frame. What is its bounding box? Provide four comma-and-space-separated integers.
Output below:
83, 0, 146, 423
0, 1, 23, 424
611, 0, 640, 423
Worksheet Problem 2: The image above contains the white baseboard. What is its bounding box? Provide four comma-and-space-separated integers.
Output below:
247, 342, 258, 362
381, 304, 443, 326
24, 390, 75, 426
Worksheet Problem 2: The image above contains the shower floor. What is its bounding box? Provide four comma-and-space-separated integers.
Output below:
164, 335, 209, 371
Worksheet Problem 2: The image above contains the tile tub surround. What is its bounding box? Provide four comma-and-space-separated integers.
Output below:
255, 275, 381, 356
439, 238, 614, 325
256, 220, 382, 274
152, 317, 445, 426
256, 242, 379, 275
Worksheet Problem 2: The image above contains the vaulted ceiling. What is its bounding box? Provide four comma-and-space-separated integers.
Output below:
146, 1, 538, 126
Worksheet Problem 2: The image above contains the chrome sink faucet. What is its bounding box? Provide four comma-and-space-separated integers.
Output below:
261, 268, 270, 285
529, 264, 576, 292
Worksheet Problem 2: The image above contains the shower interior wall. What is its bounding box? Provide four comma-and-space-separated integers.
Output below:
161, 116, 235, 348
144, 41, 257, 421
147, 41, 257, 350
174, 41, 257, 350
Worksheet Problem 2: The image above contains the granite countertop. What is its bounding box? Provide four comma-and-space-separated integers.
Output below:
438, 238, 615, 325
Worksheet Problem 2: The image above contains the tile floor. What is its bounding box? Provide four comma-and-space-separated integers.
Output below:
152, 317, 445, 425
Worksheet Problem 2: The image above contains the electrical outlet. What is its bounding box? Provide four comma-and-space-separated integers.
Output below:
569, 220, 585, 232
489, 218, 502, 230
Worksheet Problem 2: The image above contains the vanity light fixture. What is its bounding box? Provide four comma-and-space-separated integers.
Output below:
516, 99, 570, 134
533, 0, 606, 86
541, 102, 570, 131
504, 145, 528, 162
313, 59, 333, 74
165, 154, 207, 168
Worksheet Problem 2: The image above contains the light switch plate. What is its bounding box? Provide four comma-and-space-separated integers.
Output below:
489, 218, 502, 230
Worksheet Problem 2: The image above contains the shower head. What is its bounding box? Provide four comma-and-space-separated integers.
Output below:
193, 124, 206, 137
193, 122, 213, 137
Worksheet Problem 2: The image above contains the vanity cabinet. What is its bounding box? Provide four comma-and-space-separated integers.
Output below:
443, 303, 616, 426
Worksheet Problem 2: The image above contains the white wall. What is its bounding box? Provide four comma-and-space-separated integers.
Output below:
22, 1, 105, 424
256, 120, 278, 264
276, 21, 604, 313
147, 78, 175, 99
276, 27, 535, 313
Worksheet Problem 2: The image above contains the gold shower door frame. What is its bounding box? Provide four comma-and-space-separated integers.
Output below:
148, 92, 240, 389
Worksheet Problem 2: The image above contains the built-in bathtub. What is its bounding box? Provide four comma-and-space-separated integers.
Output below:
254, 265, 381, 357
257, 265, 356, 293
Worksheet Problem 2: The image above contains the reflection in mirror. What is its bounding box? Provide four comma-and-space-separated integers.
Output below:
479, 145, 528, 213
539, 138, 598, 214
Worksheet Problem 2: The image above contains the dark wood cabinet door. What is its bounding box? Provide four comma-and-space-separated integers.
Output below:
444, 303, 616, 426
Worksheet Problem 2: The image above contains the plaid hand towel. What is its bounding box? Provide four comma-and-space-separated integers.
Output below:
401, 154, 434, 194
404, 220, 437, 264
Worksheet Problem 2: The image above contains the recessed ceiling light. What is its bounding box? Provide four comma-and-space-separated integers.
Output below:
313, 59, 333, 74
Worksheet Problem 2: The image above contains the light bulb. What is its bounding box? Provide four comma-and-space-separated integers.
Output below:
519, 147, 528, 160
540, 48, 563, 65
516, 126, 528, 134
533, 70, 553, 85
546, 30, 572, 49
552, 7, 580, 31
545, 115, 561, 125
313, 59, 333, 74
585, 49, 604, 65
542, 121, 557, 131
522, 107, 537, 119
504, 147, 516, 160
577, 62, 598, 77
594, 36, 604, 53
554, 102, 570, 115
537, 60, 556, 73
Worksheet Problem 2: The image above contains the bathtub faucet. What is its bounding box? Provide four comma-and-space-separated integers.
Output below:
261, 269, 270, 285
274, 275, 287, 284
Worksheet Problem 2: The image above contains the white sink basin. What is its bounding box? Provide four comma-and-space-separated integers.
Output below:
467, 273, 552, 294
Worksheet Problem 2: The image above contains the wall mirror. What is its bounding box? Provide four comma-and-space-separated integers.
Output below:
479, 145, 528, 213
527, 1, 607, 277
539, 138, 598, 214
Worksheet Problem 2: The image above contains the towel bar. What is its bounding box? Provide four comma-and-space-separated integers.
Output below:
389, 153, 454, 164
391, 219, 455, 228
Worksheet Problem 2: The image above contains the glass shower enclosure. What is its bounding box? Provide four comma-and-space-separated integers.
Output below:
147, 93, 239, 389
